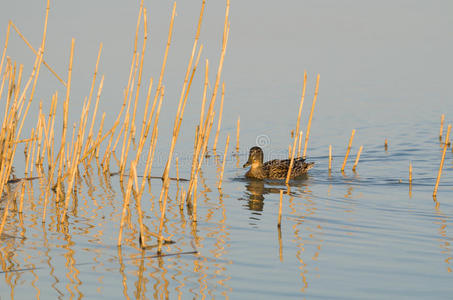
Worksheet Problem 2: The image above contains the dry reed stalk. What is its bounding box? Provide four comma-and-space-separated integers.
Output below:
18, 181, 26, 213
236, 116, 240, 151
180, 188, 186, 210
175, 157, 180, 181
352, 145, 363, 172
94, 112, 106, 159
212, 82, 225, 151
0, 195, 11, 238
130, 8, 148, 138
303, 74, 320, 158
218, 134, 230, 189
142, 87, 164, 181
29, 123, 39, 176
341, 129, 356, 172
56, 38, 75, 192
0, 64, 8, 101
0, 22, 11, 77
83, 75, 104, 159
439, 114, 445, 140
179, 49, 204, 140
297, 131, 303, 158
83, 45, 104, 153
39, 113, 50, 166
295, 72, 307, 151
42, 156, 58, 222
138, 77, 154, 141
107, 90, 126, 151
198, 60, 209, 140
192, 175, 198, 222
16, 0, 50, 137
278, 225, 283, 262
131, 163, 147, 248
286, 126, 301, 183
173, 2, 206, 139
83, 45, 103, 142
9, 22, 65, 87
5, 61, 14, 109
1, 60, 13, 107
204, 109, 216, 154
68, 123, 77, 167
409, 162, 412, 185
0, 136, 14, 185
433, 124, 451, 198
42, 92, 56, 163
119, 0, 143, 141
117, 162, 136, 246
133, 77, 159, 165
13, 64, 23, 107
124, 52, 139, 139
15, 51, 41, 139
278, 190, 283, 227
119, 113, 131, 178
137, 87, 164, 199
328, 144, 332, 171
47, 92, 58, 164
24, 129, 34, 175
115, 48, 140, 174
35, 104, 44, 165
110, 114, 127, 155
190, 61, 209, 178
156, 185, 170, 254
122, 45, 140, 143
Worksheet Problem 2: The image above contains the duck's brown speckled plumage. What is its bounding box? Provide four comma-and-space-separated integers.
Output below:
243, 146, 314, 180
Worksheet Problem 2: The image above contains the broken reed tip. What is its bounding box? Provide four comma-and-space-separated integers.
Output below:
328, 144, 332, 171
278, 189, 283, 227
439, 114, 445, 140
409, 161, 412, 185
341, 129, 355, 172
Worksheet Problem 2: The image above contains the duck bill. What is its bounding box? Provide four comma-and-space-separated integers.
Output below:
243, 159, 252, 168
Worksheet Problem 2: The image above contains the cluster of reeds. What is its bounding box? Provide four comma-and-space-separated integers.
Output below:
285, 72, 319, 183
0, 0, 233, 252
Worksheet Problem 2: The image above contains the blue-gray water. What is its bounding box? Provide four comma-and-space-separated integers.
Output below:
1, 1, 453, 299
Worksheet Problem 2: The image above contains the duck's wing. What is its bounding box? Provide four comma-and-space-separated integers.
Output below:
292, 159, 314, 176
263, 159, 290, 179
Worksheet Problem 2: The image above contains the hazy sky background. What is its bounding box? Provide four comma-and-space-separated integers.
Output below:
1, 0, 453, 154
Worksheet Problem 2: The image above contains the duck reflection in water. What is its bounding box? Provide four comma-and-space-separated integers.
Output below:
244, 179, 285, 211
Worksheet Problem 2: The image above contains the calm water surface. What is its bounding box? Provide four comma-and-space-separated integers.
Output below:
1, 0, 453, 299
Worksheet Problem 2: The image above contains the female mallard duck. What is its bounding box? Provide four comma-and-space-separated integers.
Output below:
243, 146, 314, 179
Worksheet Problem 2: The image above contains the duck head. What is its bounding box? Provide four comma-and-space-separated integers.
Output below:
243, 146, 264, 168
